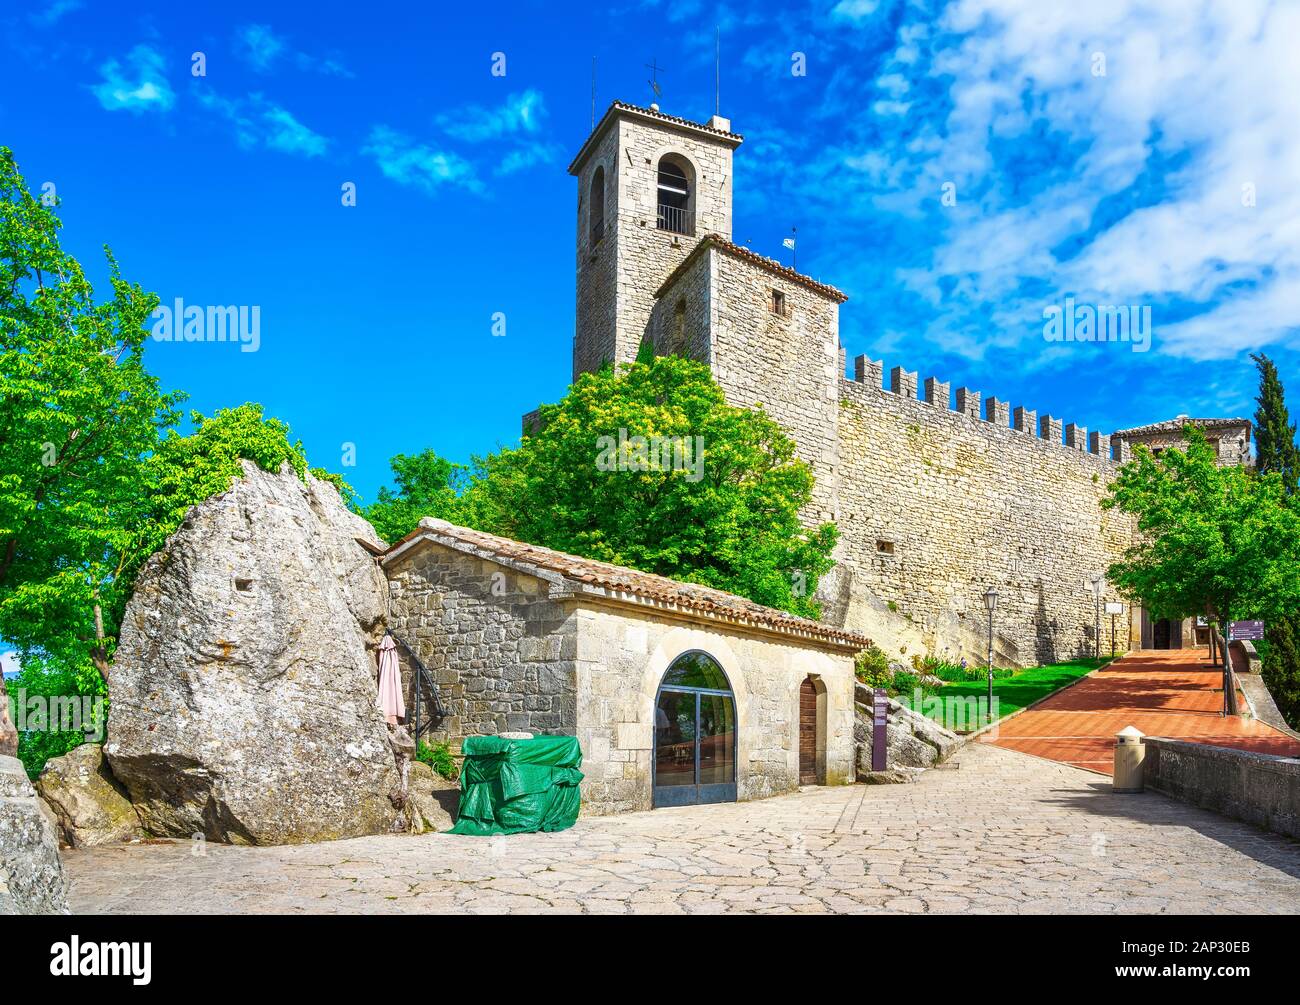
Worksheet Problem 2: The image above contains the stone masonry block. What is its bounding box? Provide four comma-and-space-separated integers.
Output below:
1065, 423, 1088, 450
1013, 406, 1037, 434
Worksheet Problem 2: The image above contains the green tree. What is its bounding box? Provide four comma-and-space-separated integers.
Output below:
1, 148, 319, 774
1251, 352, 1300, 728
0, 146, 180, 684
1104, 425, 1300, 714
457, 349, 838, 618
361, 448, 467, 543
1251, 352, 1299, 493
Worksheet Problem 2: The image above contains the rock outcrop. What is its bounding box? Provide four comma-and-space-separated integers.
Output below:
1, 754, 69, 914
105, 461, 401, 845
0, 675, 16, 758
854, 683, 961, 780
404, 761, 459, 833
35, 743, 140, 848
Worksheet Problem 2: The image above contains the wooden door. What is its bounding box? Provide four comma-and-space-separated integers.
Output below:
799, 677, 818, 785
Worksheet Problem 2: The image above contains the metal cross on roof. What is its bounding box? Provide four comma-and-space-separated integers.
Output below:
645, 57, 664, 101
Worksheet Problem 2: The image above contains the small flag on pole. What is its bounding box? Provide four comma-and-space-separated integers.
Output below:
782, 236, 796, 250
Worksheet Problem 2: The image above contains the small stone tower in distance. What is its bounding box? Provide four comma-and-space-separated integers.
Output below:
568, 101, 742, 379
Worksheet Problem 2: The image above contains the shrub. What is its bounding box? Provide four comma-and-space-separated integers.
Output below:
415, 739, 459, 781
1261, 614, 1300, 730
854, 644, 892, 689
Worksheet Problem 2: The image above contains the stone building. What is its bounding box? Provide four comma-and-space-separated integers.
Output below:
382, 519, 863, 815
563, 99, 1253, 664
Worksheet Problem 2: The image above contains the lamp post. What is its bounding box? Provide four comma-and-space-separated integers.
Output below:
982, 586, 998, 719
1090, 575, 1103, 661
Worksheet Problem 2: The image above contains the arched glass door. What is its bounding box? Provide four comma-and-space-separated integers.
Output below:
653, 651, 736, 808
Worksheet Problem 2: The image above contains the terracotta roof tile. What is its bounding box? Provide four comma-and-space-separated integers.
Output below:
383, 519, 869, 650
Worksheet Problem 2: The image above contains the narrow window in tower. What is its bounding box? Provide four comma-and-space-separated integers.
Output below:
876, 540, 895, 556
589, 166, 605, 244
770, 289, 787, 317
656, 155, 693, 236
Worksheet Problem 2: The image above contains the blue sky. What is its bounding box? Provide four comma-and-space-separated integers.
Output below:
3, 0, 1298, 506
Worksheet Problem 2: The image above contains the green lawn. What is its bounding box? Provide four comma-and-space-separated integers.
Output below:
918, 657, 1110, 731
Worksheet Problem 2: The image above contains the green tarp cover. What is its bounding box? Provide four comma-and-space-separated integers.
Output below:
448, 735, 584, 835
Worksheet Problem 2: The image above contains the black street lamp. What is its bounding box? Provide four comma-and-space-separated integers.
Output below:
982, 586, 998, 717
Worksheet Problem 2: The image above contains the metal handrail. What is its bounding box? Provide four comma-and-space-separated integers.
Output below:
656, 203, 694, 236
388, 630, 445, 741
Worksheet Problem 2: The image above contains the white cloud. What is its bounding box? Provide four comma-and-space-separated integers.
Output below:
362, 126, 484, 196
831, 0, 883, 23
234, 23, 352, 78
91, 44, 175, 114
833, 0, 1300, 363
28, 0, 82, 27
235, 24, 284, 70
197, 89, 329, 158
437, 90, 547, 143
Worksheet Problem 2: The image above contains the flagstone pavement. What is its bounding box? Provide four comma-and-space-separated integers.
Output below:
64, 743, 1300, 915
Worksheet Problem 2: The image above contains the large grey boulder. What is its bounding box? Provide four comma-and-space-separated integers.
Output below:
1, 754, 69, 914
35, 743, 140, 848
854, 683, 961, 780
105, 461, 401, 845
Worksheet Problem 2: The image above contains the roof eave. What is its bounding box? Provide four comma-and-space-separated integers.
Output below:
382, 528, 868, 651
656, 234, 849, 304
568, 102, 744, 176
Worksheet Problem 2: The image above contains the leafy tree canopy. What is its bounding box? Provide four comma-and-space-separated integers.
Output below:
449, 348, 838, 618
362, 449, 466, 544
1103, 425, 1300, 628
0, 149, 327, 773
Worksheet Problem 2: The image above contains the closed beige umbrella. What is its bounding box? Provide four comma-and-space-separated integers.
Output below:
376, 635, 405, 726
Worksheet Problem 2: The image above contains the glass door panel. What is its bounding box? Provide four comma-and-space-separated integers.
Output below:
697, 692, 736, 786
654, 690, 696, 788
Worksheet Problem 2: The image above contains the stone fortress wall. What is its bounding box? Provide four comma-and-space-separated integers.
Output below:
565, 102, 1253, 667
829, 357, 1138, 665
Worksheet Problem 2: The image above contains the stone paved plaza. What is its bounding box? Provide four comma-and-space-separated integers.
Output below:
66, 744, 1300, 914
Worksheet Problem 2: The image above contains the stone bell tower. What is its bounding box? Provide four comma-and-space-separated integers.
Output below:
568, 101, 742, 379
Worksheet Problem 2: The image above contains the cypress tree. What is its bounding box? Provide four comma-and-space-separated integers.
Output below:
1252, 352, 1300, 728
1251, 352, 1300, 492
1262, 615, 1300, 727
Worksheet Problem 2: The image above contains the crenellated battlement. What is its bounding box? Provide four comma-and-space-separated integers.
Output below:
849, 355, 1126, 464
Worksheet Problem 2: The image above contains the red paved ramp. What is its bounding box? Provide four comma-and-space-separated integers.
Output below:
982, 648, 1300, 774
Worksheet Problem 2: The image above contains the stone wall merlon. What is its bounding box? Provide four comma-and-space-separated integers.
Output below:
955, 387, 981, 419
853, 355, 883, 387
985, 396, 1011, 427
923, 376, 951, 409
889, 366, 918, 399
